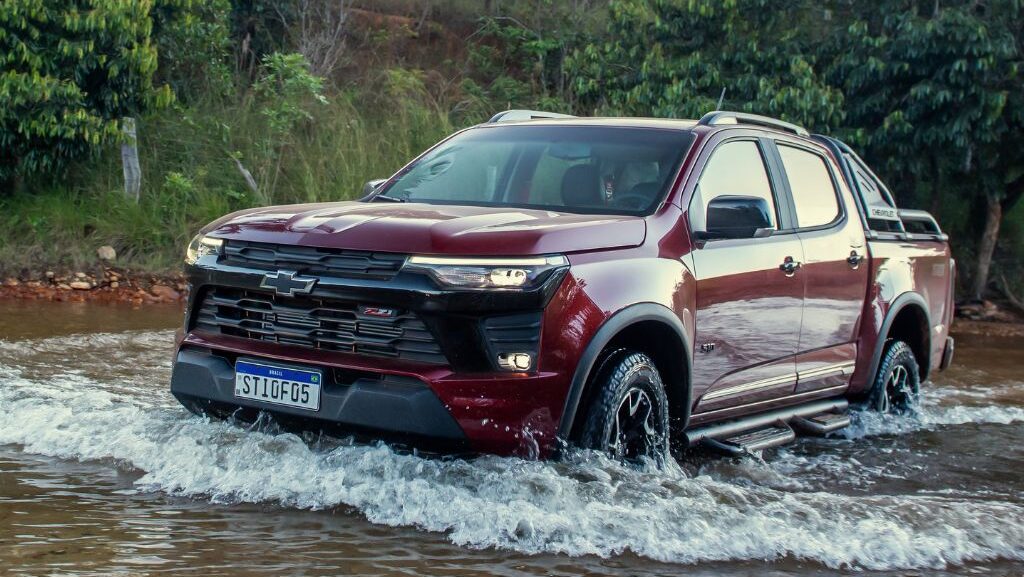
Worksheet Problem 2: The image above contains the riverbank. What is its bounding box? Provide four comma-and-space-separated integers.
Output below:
0, 267, 186, 305
950, 319, 1024, 338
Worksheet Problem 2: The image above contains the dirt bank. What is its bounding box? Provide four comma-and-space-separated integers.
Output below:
1, 268, 186, 305
951, 319, 1024, 338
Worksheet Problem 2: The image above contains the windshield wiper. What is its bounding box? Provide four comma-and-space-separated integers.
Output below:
372, 193, 406, 203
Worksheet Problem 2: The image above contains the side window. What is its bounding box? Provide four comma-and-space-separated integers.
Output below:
844, 152, 902, 232
849, 160, 888, 208
778, 145, 841, 228
691, 140, 778, 231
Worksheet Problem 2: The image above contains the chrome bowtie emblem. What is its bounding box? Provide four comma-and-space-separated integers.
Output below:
260, 271, 317, 296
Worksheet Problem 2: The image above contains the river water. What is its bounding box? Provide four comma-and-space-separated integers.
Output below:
0, 300, 1022, 576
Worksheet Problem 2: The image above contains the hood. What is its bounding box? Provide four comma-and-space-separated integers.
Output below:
202, 201, 646, 255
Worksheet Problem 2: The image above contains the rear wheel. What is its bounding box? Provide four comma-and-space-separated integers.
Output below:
868, 340, 921, 414
580, 351, 670, 462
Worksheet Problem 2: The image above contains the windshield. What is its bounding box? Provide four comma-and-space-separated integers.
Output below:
376, 125, 695, 215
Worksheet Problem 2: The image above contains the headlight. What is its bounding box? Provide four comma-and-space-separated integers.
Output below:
405, 255, 568, 289
185, 234, 224, 264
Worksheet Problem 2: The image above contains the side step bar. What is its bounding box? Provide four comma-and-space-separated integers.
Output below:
702, 423, 795, 456
686, 398, 849, 452
791, 412, 851, 435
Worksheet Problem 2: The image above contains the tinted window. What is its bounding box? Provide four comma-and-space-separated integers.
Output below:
848, 158, 888, 208
844, 152, 902, 232
380, 126, 694, 216
778, 145, 840, 228
692, 140, 778, 231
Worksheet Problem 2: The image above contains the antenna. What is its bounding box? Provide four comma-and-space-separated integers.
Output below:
716, 87, 726, 111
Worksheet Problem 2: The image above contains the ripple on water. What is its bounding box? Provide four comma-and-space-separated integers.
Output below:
0, 330, 1022, 571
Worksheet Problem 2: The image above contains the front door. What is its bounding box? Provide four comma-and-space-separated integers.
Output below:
688, 139, 805, 413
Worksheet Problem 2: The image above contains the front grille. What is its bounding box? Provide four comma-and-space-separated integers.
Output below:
194, 287, 445, 364
222, 240, 406, 280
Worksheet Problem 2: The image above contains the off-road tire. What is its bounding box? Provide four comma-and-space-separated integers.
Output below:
868, 340, 921, 414
580, 351, 670, 462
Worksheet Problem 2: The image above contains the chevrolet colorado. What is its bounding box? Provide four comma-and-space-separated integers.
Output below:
171, 110, 955, 460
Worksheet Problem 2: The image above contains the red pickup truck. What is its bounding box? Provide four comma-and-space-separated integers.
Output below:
171, 110, 955, 460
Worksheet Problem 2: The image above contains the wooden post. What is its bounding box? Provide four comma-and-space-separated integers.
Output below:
121, 117, 141, 202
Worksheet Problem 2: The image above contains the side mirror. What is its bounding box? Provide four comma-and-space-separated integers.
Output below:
360, 178, 387, 200
697, 195, 773, 241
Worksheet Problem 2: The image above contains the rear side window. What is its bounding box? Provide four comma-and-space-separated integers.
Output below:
692, 140, 778, 231
844, 152, 902, 232
850, 161, 887, 208
778, 145, 840, 228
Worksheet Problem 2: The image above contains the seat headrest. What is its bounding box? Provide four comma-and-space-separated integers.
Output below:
561, 164, 603, 208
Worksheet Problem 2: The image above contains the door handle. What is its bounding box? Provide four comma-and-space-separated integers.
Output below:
779, 256, 801, 276
847, 250, 863, 268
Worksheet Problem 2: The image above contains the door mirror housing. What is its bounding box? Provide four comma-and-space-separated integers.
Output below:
696, 195, 774, 241
360, 178, 387, 200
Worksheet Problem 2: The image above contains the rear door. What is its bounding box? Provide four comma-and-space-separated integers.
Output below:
689, 138, 805, 413
771, 141, 870, 394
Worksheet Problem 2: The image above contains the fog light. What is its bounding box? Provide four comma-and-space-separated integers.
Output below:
497, 352, 533, 371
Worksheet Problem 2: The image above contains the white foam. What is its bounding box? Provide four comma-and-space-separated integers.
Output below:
1, 331, 1023, 570
841, 385, 1024, 439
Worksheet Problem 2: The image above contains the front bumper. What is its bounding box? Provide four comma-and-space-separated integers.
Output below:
172, 335, 567, 455
171, 347, 468, 449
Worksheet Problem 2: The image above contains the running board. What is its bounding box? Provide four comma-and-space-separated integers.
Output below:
702, 423, 795, 456
686, 398, 849, 447
791, 412, 851, 435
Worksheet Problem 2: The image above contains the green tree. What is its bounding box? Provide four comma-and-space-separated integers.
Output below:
152, 0, 234, 101
831, 0, 1023, 299
0, 0, 173, 186
249, 52, 327, 203
463, 1, 605, 117
570, 0, 845, 130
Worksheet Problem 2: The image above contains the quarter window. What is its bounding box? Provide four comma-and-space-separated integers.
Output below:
778, 145, 840, 228
692, 140, 778, 231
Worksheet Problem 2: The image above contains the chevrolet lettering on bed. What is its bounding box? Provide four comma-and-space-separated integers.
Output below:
171, 110, 955, 460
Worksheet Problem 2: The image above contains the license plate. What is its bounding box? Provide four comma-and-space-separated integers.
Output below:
234, 359, 322, 411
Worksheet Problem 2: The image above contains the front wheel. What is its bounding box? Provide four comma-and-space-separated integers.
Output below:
579, 351, 670, 462
868, 340, 921, 414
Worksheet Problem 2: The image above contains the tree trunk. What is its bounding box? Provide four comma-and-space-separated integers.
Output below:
121, 117, 141, 202
972, 191, 1002, 300
929, 154, 942, 216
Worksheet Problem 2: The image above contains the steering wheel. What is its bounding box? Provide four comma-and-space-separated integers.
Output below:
611, 193, 652, 210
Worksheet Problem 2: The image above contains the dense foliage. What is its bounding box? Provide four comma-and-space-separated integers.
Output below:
829, 1, 1023, 298
573, 0, 844, 130
0, 0, 172, 182
0, 0, 1021, 302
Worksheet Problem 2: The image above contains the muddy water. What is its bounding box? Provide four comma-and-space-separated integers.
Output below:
0, 301, 1022, 576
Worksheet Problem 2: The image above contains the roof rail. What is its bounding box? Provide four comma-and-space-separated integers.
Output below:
698, 111, 809, 137
487, 109, 575, 123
